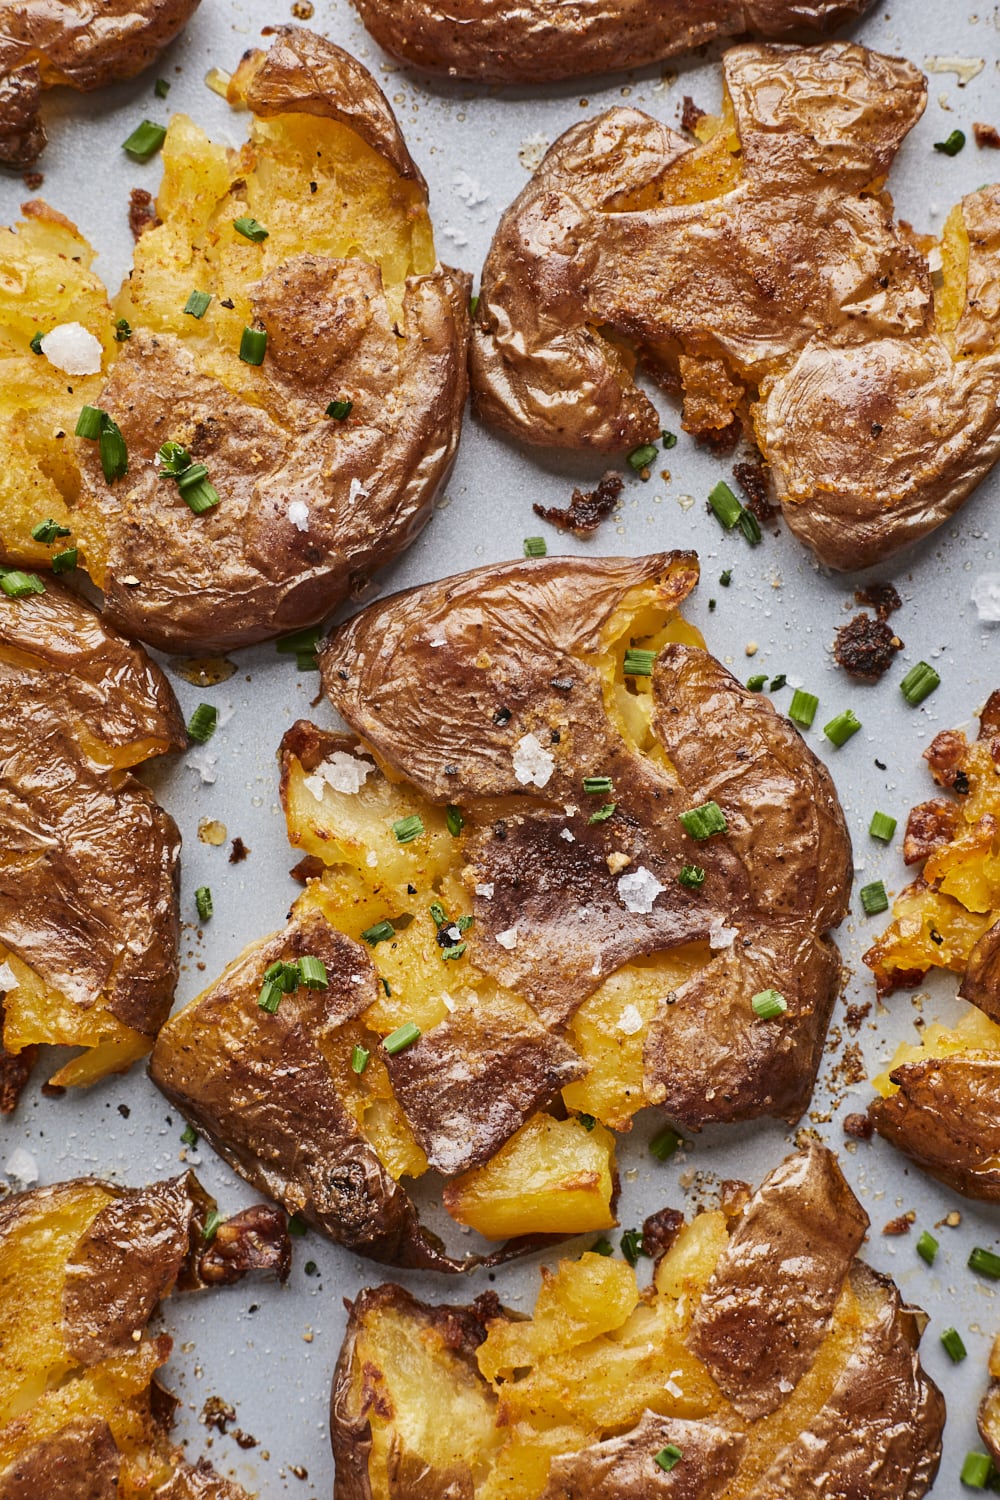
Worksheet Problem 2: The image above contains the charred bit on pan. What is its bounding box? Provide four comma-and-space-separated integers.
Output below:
197, 1203, 292, 1285
641, 1205, 685, 1262
834, 614, 903, 681
680, 95, 706, 134
843, 1112, 874, 1140
882, 1212, 915, 1236
128, 187, 160, 241
974, 122, 1000, 149
854, 581, 902, 620
533, 472, 624, 536
229, 837, 250, 864
733, 459, 778, 525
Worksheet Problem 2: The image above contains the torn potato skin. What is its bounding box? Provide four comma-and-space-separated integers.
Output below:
0, 0, 200, 168
0, 580, 183, 1100
533, 472, 624, 536
330, 1145, 943, 1500
472, 42, 1000, 570
0, 1173, 288, 1497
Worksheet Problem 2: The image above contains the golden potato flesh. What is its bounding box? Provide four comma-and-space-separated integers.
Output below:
0, 26, 469, 653
0, 1174, 288, 1498
471, 42, 1000, 570
331, 1144, 944, 1500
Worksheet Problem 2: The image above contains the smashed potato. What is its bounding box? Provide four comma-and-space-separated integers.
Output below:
471, 42, 1000, 570
151, 553, 851, 1267
331, 1144, 944, 1500
0, 27, 469, 652
0, 579, 183, 1106
0, 1173, 289, 1497
980, 1331, 1000, 1474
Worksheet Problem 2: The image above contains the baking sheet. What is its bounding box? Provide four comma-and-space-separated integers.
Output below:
3, 0, 1000, 1490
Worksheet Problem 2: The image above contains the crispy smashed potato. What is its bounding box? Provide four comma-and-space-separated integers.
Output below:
151, 553, 851, 1268
472, 42, 1000, 570
866, 691, 1000, 1199
980, 1331, 1000, 1472
0, 0, 200, 167
0, 27, 469, 652
331, 1143, 944, 1500
0, 1173, 288, 1497
0, 580, 183, 1105
349, 0, 873, 84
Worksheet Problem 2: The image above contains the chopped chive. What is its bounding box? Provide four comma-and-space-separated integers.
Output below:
351, 1044, 370, 1075
304, 1260, 318, 1276
257, 980, 283, 1013
823, 709, 861, 748
30, 518, 71, 544
446, 804, 464, 837
296, 651, 319, 672
186, 703, 218, 743
627, 442, 659, 472
384, 1021, 421, 1056
154, 77, 170, 98
469, 293, 480, 316
298, 956, 328, 989
51, 547, 77, 574
650, 1125, 681, 1161
442, 942, 467, 961
747, 674, 767, 692
583, 776, 614, 795
381, 977, 391, 997
114, 318, 132, 342
737, 509, 762, 545
275, 626, 322, 654
181, 478, 220, 515
719, 569, 732, 586
678, 864, 705, 889
916, 1230, 938, 1265
181, 1123, 198, 1147
75, 404, 105, 440
960, 1452, 994, 1488
177, 463, 210, 494
157, 440, 192, 476
661, 431, 677, 449
523, 536, 547, 557
679, 801, 727, 840
969, 1247, 1000, 1280
860, 880, 889, 916
263, 961, 299, 991
429, 902, 447, 928
0, 570, 45, 599
935, 129, 966, 157
577, 1113, 596, 1131
195, 886, 213, 922
457, 914, 474, 933
941, 1328, 967, 1363
392, 814, 424, 844
202, 1209, 223, 1242
708, 480, 742, 529
287, 1213, 308, 1237
869, 811, 897, 843
184, 289, 212, 318
655, 1446, 683, 1473
29, 330, 43, 355
788, 689, 819, 728
239, 326, 267, 365
123, 119, 167, 161
752, 989, 787, 1019
624, 647, 657, 677
769, 674, 787, 691
361, 919, 395, 946
233, 215, 269, 242
98, 416, 128, 483
326, 398, 353, 420
900, 662, 940, 706
620, 1228, 645, 1266
591, 1237, 614, 1256
589, 802, 616, 824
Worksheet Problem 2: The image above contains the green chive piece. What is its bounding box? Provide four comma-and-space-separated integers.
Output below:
860, 880, 889, 917
620, 1228, 645, 1266
788, 689, 819, 728
51, 547, 76, 574
969, 1247, 1000, 1280
589, 802, 616, 824
296, 650, 318, 672
752, 989, 787, 1019
257, 980, 282, 1014
523, 536, 547, 557
114, 318, 132, 342
233, 215, 269, 242
591, 1237, 614, 1256
184, 289, 212, 318
941, 1328, 967, 1363
177, 463, 209, 493
583, 776, 614, 795
446, 804, 464, 837
0, 570, 46, 599
577, 1113, 596, 1131
654, 1446, 683, 1473
719, 569, 732, 586
202, 1209, 223, 1242
662, 431, 677, 449
737, 508, 762, 545
650, 1125, 681, 1161
287, 1213, 308, 1237
935, 129, 966, 157
239, 326, 268, 365
276, 626, 322, 654
381, 977, 391, 997
154, 78, 170, 98
627, 442, 659, 472
75, 404, 105, 440
678, 864, 705, 890
869, 811, 897, 843
916, 1230, 938, 1266
708, 480, 742, 528
361, 919, 395, 946
304, 1259, 318, 1275
457, 915, 474, 933
429, 902, 447, 928
326, 399, 353, 420
624, 648, 657, 677
351, 1044, 370, 1075
195, 886, 213, 922
182, 478, 220, 515
30, 518, 71, 544
264, 960, 300, 992
442, 942, 468, 961
679, 801, 728, 840
769, 674, 787, 691
180, 1123, 198, 1147
469, 293, 480, 316
900, 662, 941, 706
393, 814, 424, 844
123, 119, 167, 162
298, 956, 328, 989
960, 1452, 994, 1488
823, 710, 862, 748
157, 440, 192, 476
747, 674, 767, 692
98, 416, 128, 483
384, 1021, 421, 1056
29, 330, 44, 355
186, 703, 217, 743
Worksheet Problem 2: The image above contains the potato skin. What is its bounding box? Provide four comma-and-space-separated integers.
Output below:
868, 1054, 1000, 1203
0, 1419, 121, 1498
350, 0, 873, 84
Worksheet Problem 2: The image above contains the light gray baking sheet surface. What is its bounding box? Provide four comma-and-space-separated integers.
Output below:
2, 0, 1000, 1492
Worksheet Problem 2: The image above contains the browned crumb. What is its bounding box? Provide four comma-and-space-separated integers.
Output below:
843, 1112, 874, 1140
128, 187, 160, 241
533, 472, 624, 537
833, 614, 903, 681
718, 1179, 752, 1221
697, 417, 742, 454
290, 854, 325, 884
840, 1043, 865, 1087
0, 1014, 36, 1114
904, 799, 960, 865
233, 1430, 259, 1450
22, 170, 43, 190
289, 1467, 309, 1481
935, 1209, 963, 1229
642, 1205, 685, 1260
974, 122, 1000, 149
733, 458, 778, 524
854, 581, 902, 620
681, 95, 706, 133
291, 0, 314, 14
229, 836, 250, 864
843, 1002, 871, 1035
882, 1212, 915, 1236
202, 1397, 237, 1434
924, 728, 970, 788
198, 1204, 292, 1286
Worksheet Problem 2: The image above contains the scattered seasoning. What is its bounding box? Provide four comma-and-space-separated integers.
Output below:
960, 1452, 994, 1488
860, 881, 889, 916
187, 703, 218, 743
678, 864, 705, 889
533, 472, 624, 536
969, 1247, 1000, 1280
654, 1446, 683, 1474
823, 710, 861, 748
941, 1328, 967, 1363
747, 674, 767, 692
589, 802, 616, 824
679, 801, 727, 840
620, 1228, 645, 1266
30, 518, 71, 544
627, 442, 659, 472
232, 215, 269, 242
181, 1123, 198, 1147
493, 706, 512, 726
122, 120, 167, 162
934, 129, 966, 156
195, 887, 213, 922
154, 78, 170, 98
719, 569, 732, 587
298, 956, 328, 989
577, 1113, 597, 1131
623, 647, 657, 677
184, 290, 212, 318
769, 674, 787, 691
834, 614, 902, 680
662, 431, 677, 449
326, 399, 353, 420
383, 1022, 421, 1056
392, 814, 424, 844
900, 662, 941, 706
202, 1209, 223, 1242
239, 326, 267, 365
0, 570, 46, 599
523, 536, 547, 557
752, 989, 787, 1019
583, 776, 613, 796
114, 318, 131, 342
788, 689, 819, 728
52, 548, 77, 573
649, 1125, 681, 1161
869, 811, 897, 843
916, 1230, 939, 1265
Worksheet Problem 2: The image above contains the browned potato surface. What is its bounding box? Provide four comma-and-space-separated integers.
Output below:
0, 1173, 288, 1498
980, 1331, 1000, 1471
0, 0, 200, 167
151, 552, 851, 1268
0, 579, 183, 1104
349, 0, 873, 84
471, 42, 1000, 570
331, 1143, 945, 1500
0, 27, 469, 653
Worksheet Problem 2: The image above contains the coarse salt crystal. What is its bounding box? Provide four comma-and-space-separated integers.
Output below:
0, 961, 18, 992
5, 1147, 38, 1186
495, 927, 518, 949
617, 865, 665, 914
709, 920, 738, 950
512, 732, 555, 788
40, 322, 103, 375
287, 499, 310, 532
453, 169, 490, 207
429, 636, 447, 648
560, 828, 575, 842
303, 750, 375, 801
185, 747, 218, 785
441, 990, 456, 1013
348, 477, 369, 504
972, 574, 1000, 622
366, 850, 378, 867
617, 1004, 644, 1035
475, 882, 494, 899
